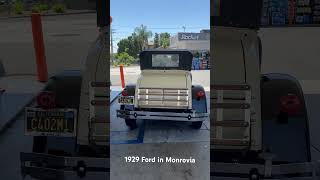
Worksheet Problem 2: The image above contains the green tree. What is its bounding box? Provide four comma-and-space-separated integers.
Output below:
117, 34, 140, 58
117, 38, 131, 55
115, 52, 135, 66
117, 25, 153, 57
154, 33, 160, 48
134, 24, 152, 50
160, 32, 170, 48
13, 0, 24, 14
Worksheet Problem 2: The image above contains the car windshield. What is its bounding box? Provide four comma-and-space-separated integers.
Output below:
152, 54, 179, 68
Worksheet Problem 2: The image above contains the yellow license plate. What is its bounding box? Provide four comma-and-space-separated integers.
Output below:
25, 108, 77, 137
118, 96, 134, 105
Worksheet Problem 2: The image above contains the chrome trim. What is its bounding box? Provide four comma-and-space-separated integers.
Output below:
117, 110, 208, 122
20, 152, 109, 180
211, 161, 320, 179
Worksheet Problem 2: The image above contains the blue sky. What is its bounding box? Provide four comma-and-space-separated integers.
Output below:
110, 0, 210, 52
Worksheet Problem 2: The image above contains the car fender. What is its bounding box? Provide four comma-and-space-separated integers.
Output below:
33, 70, 82, 155
45, 70, 83, 109
192, 85, 207, 113
120, 84, 136, 111
261, 73, 311, 162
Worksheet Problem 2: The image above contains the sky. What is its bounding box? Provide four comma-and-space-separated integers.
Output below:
110, 0, 210, 52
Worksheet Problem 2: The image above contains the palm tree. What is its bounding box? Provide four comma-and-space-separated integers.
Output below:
134, 24, 152, 50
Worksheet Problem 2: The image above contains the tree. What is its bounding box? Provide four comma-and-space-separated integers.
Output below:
117, 38, 131, 55
154, 33, 160, 48
117, 25, 153, 57
160, 32, 170, 48
114, 52, 135, 66
134, 24, 152, 50
117, 34, 141, 58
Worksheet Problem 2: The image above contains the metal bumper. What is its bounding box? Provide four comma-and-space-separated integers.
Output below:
117, 110, 208, 122
20, 152, 109, 180
211, 161, 320, 180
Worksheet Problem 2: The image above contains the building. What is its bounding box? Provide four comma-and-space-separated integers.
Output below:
146, 39, 155, 49
169, 29, 210, 53
170, 30, 210, 70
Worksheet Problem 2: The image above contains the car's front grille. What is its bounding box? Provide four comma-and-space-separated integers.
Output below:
137, 88, 189, 109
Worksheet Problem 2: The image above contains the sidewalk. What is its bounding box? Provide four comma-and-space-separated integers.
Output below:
0, 9, 96, 20
0, 76, 45, 133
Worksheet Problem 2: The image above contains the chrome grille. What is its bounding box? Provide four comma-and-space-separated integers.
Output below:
138, 88, 189, 109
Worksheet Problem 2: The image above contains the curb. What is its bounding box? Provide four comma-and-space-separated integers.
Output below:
0, 81, 47, 135
0, 10, 96, 20
0, 95, 36, 135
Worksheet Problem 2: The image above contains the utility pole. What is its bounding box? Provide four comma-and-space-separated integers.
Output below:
110, 28, 114, 65
182, 26, 186, 32
110, 27, 113, 65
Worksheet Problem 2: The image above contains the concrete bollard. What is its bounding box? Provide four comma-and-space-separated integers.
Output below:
31, 13, 48, 82
119, 65, 125, 89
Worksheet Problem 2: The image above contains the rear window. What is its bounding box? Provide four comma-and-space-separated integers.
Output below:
152, 54, 179, 68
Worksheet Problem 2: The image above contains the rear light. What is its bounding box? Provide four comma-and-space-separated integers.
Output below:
121, 90, 129, 96
37, 91, 56, 109
280, 93, 301, 115
196, 90, 205, 100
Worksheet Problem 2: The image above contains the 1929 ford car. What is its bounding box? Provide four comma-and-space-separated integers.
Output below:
117, 50, 209, 129
211, 0, 320, 179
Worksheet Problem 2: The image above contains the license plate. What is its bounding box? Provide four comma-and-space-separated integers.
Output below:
118, 96, 134, 105
25, 108, 77, 137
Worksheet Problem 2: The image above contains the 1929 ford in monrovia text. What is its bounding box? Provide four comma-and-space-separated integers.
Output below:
117, 50, 209, 129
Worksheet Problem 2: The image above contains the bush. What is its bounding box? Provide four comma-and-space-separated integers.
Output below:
52, 3, 65, 13
114, 52, 135, 66
13, 0, 24, 15
31, 3, 49, 13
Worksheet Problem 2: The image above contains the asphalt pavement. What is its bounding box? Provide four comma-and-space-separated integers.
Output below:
0, 13, 97, 76
0, 76, 44, 133
0, 115, 32, 180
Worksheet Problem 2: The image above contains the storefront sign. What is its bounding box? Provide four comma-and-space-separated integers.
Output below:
181, 34, 199, 40
178, 33, 209, 41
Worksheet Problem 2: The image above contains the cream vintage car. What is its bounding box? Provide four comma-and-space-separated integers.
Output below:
117, 50, 208, 129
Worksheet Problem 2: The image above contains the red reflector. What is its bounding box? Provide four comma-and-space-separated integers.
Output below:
196, 90, 205, 99
121, 90, 129, 96
37, 91, 55, 109
280, 94, 301, 115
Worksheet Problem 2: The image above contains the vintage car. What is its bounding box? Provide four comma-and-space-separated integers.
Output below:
117, 50, 209, 129
19, 3, 110, 179
211, 0, 320, 179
